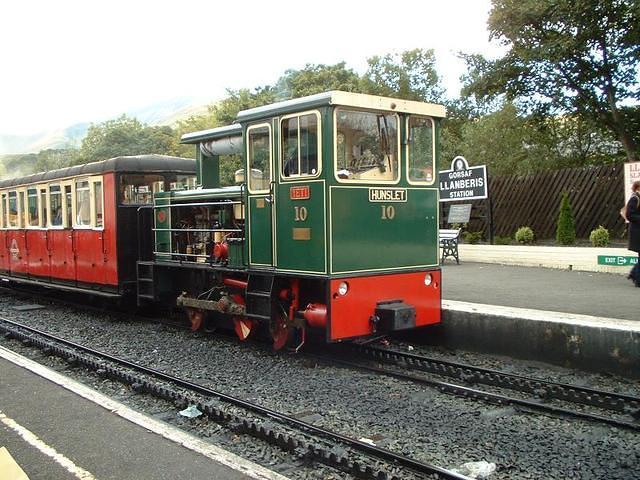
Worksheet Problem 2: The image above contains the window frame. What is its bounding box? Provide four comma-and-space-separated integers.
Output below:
7, 190, 20, 229
91, 176, 104, 229
405, 115, 437, 186
279, 110, 322, 181
47, 183, 65, 229
26, 186, 41, 229
73, 176, 104, 230
246, 122, 273, 194
332, 107, 401, 185
73, 178, 92, 229
0, 190, 5, 229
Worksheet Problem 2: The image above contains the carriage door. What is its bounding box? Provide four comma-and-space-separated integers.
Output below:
246, 123, 274, 267
275, 111, 326, 273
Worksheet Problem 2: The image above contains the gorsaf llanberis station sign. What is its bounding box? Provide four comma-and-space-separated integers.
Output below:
439, 156, 488, 202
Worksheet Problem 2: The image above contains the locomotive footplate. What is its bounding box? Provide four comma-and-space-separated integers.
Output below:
373, 300, 416, 332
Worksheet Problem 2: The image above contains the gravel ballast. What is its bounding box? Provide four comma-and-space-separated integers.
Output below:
1, 291, 638, 479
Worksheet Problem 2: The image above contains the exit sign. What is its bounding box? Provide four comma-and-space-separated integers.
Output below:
597, 255, 638, 266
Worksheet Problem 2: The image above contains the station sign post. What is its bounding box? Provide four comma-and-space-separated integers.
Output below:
439, 156, 492, 243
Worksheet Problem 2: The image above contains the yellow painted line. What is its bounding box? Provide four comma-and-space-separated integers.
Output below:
0, 411, 95, 480
0, 446, 30, 480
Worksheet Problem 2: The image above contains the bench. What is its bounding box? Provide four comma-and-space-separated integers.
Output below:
439, 228, 461, 264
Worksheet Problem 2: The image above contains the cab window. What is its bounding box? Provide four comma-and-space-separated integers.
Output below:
75, 180, 91, 226
335, 109, 399, 183
281, 112, 320, 178
120, 174, 165, 205
407, 116, 435, 184
247, 124, 271, 193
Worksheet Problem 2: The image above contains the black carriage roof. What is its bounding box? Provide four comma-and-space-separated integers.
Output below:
0, 154, 196, 189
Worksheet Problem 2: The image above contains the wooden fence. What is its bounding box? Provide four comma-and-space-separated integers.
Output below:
440, 163, 628, 240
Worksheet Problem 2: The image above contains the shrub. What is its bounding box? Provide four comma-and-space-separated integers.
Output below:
494, 235, 512, 245
556, 192, 576, 245
589, 225, 610, 247
515, 226, 534, 244
462, 230, 483, 244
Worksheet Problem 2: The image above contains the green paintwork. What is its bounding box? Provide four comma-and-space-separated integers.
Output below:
275, 181, 326, 273
330, 187, 439, 273
198, 150, 220, 189
154, 193, 172, 258
157, 93, 446, 279
248, 195, 273, 266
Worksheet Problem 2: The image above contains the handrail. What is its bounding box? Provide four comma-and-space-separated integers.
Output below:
152, 228, 242, 233
152, 201, 242, 209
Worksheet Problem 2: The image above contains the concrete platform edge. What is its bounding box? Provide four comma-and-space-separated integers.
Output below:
441, 301, 640, 378
0, 346, 289, 480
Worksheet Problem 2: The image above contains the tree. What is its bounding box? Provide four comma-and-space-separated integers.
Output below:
78, 115, 178, 163
274, 62, 361, 99
361, 49, 445, 102
556, 191, 576, 245
463, 0, 640, 161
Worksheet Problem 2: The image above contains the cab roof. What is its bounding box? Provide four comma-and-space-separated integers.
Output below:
180, 91, 447, 144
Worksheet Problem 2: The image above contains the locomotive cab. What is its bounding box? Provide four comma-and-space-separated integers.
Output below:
141, 91, 445, 348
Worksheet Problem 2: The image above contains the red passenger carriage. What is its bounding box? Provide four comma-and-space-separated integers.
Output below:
0, 155, 195, 297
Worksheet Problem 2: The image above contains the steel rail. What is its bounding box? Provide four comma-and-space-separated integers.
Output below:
313, 350, 640, 431
349, 345, 640, 415
0, 316, 468, 480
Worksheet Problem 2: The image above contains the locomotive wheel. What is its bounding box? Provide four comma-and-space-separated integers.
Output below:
186, 308, 204, 331
233, 317, 254, 341
270, 313, 291, 351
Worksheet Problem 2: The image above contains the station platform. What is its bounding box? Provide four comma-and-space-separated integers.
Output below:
0, 347, 287, 480
438, 262, 640, 377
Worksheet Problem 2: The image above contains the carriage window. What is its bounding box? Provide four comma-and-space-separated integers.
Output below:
65, 185, 72, 227
75, 180, 91, 226
169, 175, 196, 190
40, 189, 47, 227
281, 113, 319, 178
407, 116, 435, 184
18, 191, 25, 228
49, 185, 63, 227
94, 180, 103, 228
0, 193, 5, 228
8, 192, 18, 227
335, 109, 399, 183
247, 124, 271, 193
120, 174, 164, 204
27, 188, 39, 227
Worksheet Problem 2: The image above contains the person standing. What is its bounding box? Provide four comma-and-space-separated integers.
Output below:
626, 180, 640, 286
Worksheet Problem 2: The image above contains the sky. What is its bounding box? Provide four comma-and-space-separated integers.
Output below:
0, 0, 501, 136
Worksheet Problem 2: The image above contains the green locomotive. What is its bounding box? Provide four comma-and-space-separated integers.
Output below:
137, 91, 445, 349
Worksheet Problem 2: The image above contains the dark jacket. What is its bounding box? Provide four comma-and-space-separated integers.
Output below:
627, 192, 640, 253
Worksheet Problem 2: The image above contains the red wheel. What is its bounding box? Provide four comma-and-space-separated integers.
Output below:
270, 313, 291, 351
186, 308, 204, 331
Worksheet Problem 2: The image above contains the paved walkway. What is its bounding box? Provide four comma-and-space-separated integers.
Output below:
0, 349, 285, 480
442, 262, 639, 321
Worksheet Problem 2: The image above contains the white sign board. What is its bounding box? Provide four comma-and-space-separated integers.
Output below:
439, 156, 488, 202
624, 162, 640, 200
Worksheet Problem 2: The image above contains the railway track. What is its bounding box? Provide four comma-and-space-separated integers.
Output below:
308, 344, 640, 431
0, 316, 469, 480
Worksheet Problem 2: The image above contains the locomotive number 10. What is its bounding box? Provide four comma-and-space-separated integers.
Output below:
294, 206, 308, 222
381, 205, 396, 220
